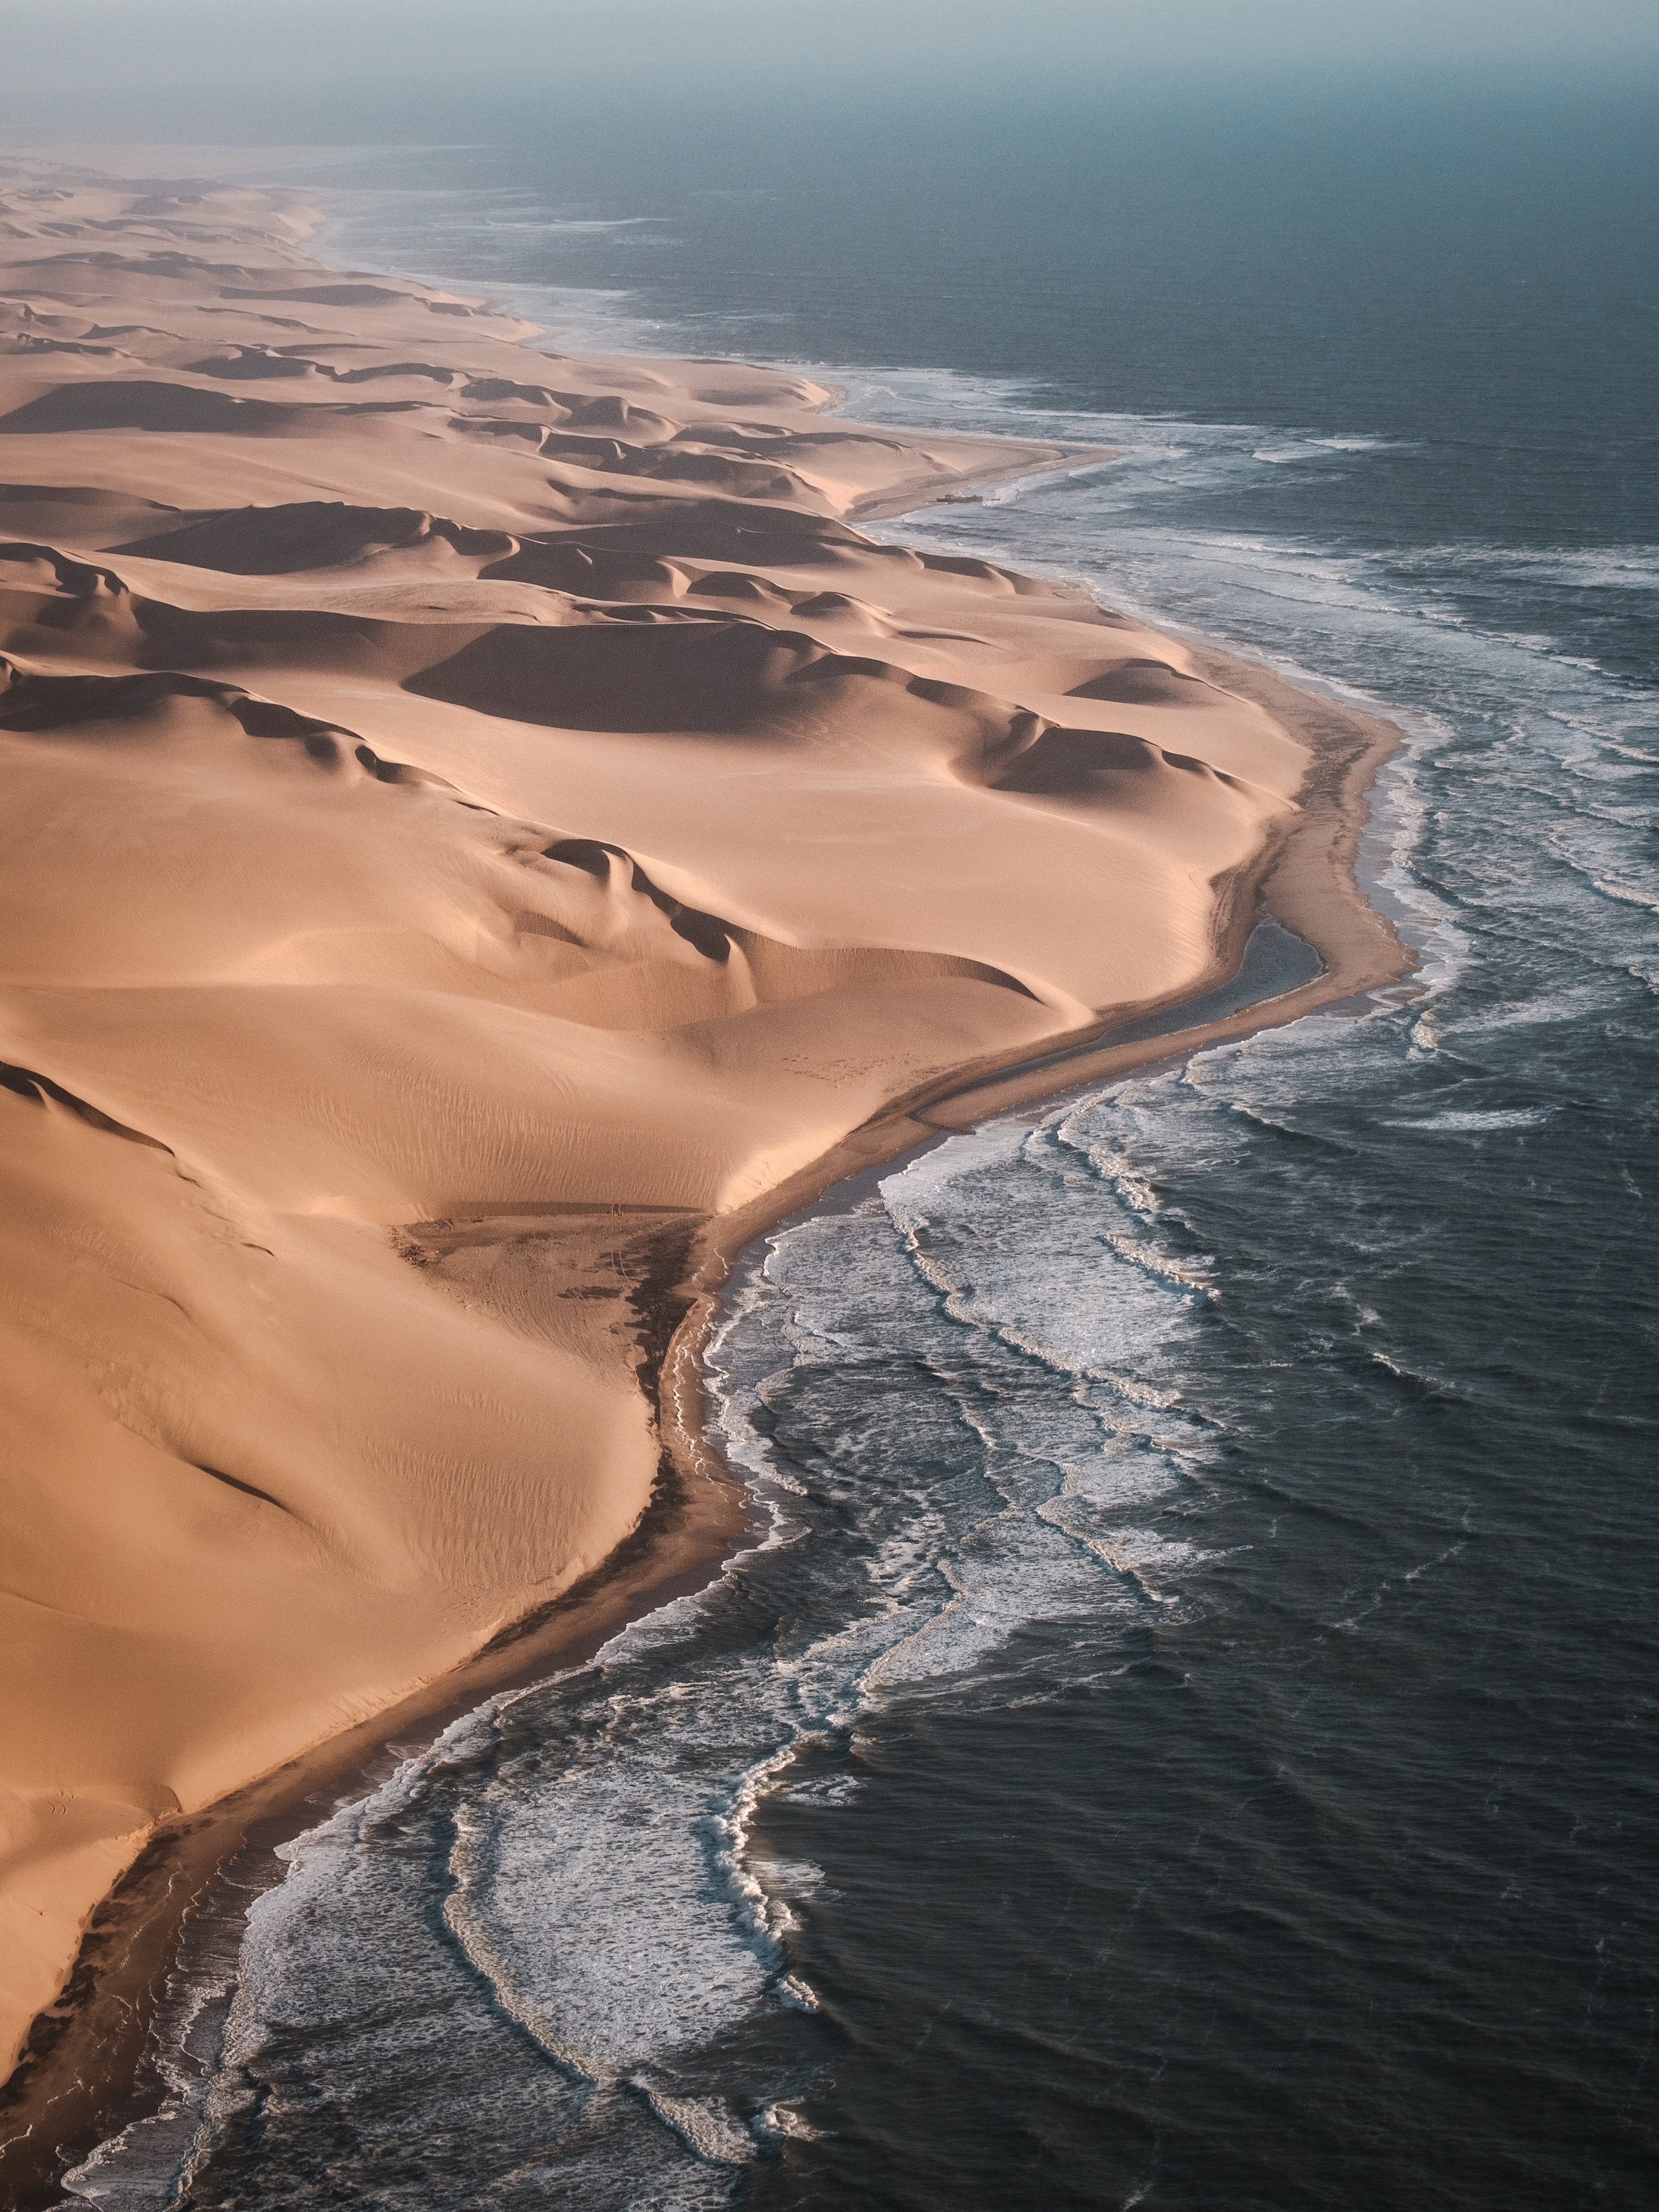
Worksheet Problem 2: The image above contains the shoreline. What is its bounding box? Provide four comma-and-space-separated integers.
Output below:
0, 161, 1411, 2206
9, 758, 1407, 2205
3, 1458, 756, 2209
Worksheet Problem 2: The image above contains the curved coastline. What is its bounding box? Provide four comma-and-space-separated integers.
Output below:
0, 159, 1411, 2204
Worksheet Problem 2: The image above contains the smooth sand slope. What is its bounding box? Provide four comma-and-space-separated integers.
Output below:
0, 167, 1408, 2161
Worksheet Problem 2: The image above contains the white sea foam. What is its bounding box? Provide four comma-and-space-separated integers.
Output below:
1379, 1107, 1554, 1131
365, 1116, 1223, 2180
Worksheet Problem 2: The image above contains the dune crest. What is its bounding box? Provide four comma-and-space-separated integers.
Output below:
0, 164, 1406, 2162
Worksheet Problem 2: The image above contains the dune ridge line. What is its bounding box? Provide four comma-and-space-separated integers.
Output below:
0, 160, 1411, 2198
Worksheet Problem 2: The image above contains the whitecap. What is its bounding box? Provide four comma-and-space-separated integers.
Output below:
1377, 1107, 1553, 1131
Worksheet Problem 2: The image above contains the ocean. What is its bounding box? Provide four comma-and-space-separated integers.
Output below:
63, 79, 1657, 2209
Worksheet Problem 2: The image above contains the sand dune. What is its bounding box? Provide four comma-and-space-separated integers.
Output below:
0, 163, 1408, 2165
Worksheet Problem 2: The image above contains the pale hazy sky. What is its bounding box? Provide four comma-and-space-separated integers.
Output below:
4, 0, 1658, 93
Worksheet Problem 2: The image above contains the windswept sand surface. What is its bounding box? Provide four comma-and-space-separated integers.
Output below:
0, 168, 1405, 2143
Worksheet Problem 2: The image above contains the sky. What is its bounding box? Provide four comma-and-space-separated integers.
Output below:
2, 0, 1657, 118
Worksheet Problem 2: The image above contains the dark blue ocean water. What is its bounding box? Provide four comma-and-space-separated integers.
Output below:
65, 79, 1658, 2210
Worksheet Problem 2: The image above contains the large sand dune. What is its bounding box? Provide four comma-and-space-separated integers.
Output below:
0, 168, 1407, 2164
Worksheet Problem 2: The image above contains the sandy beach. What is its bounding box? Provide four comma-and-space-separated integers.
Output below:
0, 162, 1411, 2196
